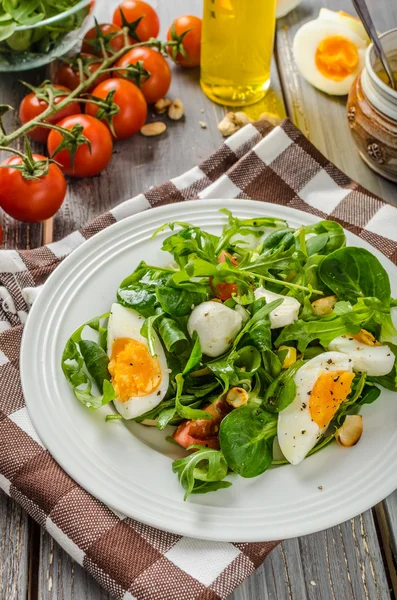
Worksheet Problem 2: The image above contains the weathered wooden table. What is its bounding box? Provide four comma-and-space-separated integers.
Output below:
1, 0, 397, 598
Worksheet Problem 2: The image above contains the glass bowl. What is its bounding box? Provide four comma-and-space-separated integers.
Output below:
0, 0, 92, 72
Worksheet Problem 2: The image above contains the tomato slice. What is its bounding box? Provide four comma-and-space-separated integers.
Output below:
173, 398, 231, 450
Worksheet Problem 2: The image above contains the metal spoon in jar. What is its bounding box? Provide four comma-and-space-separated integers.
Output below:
352, 0, 396, 90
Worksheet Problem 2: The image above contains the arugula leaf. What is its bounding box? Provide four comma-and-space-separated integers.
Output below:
233, 298, 283, 349
172, 446, 231, 500
319, 247, 391, 305
174, 374, 212, 421
220, 405, 277, 478
216, 208, 287, 254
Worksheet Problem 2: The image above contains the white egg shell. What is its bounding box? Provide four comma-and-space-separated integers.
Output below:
328, 335, 395, 376
107, 303, 169, 420
318, 8, 370, 42
254, 287, 300, 329
278, 351, 352, 465
187, 301, 243, 358
293, 19, 367, 95
276, 0, 301, 19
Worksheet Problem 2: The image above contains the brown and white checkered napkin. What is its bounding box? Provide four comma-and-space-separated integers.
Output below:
0, 119, 396, 600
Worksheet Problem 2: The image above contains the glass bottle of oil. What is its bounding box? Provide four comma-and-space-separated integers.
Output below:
200, 0, 277, 106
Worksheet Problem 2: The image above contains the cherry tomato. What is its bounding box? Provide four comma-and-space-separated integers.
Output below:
82, 23, 132, 56
47, 114, 113, 178
53, 54, 109, 93
167, 15, 202, 68
209, 251, 239, 300
86, 78, 147, 139
0, 155, 66, 222
112, 0, 159, 42
173, 399, 231, 450
19, 85, 81, 144
115, 47, 171, 104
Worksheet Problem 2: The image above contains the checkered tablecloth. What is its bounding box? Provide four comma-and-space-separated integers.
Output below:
0, 119, 396, 600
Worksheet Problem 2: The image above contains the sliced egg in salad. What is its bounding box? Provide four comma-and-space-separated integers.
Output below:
328, 329, 395, 376
293, 17, 367, 95
278, 352, 354, 465
254, 287, 300, 329
107, 303, 169, 419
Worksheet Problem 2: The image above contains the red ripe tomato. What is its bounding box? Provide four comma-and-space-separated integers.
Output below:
82, 23, 132, 56
0, 155, 66, 222
112, 0, 159, 42
173, 399, 231, 450
115, 47, 171, 104
209, 251, 239, 300
167, 15, 202, 68
47, 115, 113, 178
53, 54, 109, 93
19, 85, 81, 144
86, 78, 147, 139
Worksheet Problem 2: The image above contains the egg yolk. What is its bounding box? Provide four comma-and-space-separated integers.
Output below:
108, 337, 161, 402
309, 370, 355, 428
353, 329, 381, 346
315, 36, 359, 81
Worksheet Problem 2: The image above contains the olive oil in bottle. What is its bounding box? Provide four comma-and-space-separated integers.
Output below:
200, 0, 277, 106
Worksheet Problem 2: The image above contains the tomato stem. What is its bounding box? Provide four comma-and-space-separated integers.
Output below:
0, 38, 166, 147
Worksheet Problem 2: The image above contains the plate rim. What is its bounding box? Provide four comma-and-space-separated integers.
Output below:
21, 198, 397, 541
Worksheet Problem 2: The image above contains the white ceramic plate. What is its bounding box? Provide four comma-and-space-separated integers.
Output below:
21, 199, 397, 542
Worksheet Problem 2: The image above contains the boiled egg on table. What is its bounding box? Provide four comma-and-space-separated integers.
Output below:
278, 352, 354, 465
293, 12, 368, 95
187, 301, 243, 358
276, 0, 301, 19
107, 303, 169, 419
328, 329, 395, 376
254, 287, 300, 329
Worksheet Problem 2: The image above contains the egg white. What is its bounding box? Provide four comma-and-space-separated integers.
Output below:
328, 334, 395, 376
277, 352, 353, 465
318, 8, 370, 42
276, 0, 301, 19
293, 19, 367, 95
107, 303, 169, 420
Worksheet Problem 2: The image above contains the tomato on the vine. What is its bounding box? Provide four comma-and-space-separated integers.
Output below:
115, 47, 171, 104
47, 114, 113, 178
0, 155, 66, 222
167, 15, 202, 68
19, 85, 81, 144
112, 0, 159, 42
82, 23, 132, 56
53, 54, 109, 93
86, 78, 147, 140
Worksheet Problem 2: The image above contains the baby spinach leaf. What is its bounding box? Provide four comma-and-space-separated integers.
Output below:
220, 405, 277, 478
158, 316, 189, 354
78, 340, 110, 390
61, 314, 115, 410
172, 446, 231, 500
117, 286, 158, 317
233, 298, 283, 349
319, 247, 391, 305
304, 221, 345, 254
174, 374, 212, 421
156, 286, 205, 317
263, 360, 304, 413
182, 333, 202, 376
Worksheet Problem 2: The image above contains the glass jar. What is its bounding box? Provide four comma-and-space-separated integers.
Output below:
200, 0, 277, 106
347, 28, 397, 182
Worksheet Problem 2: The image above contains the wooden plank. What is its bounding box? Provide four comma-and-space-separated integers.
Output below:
0, 491, 34, 600
275, 0, 397, 207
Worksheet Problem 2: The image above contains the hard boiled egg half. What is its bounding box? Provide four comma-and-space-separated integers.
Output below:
278, 352, 354, 465
107, 303, 169, 419
293, 10, 369, 95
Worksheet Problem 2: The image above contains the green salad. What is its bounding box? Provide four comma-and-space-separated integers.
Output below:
0, 0, 89, 55
62, 209, 397, 499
